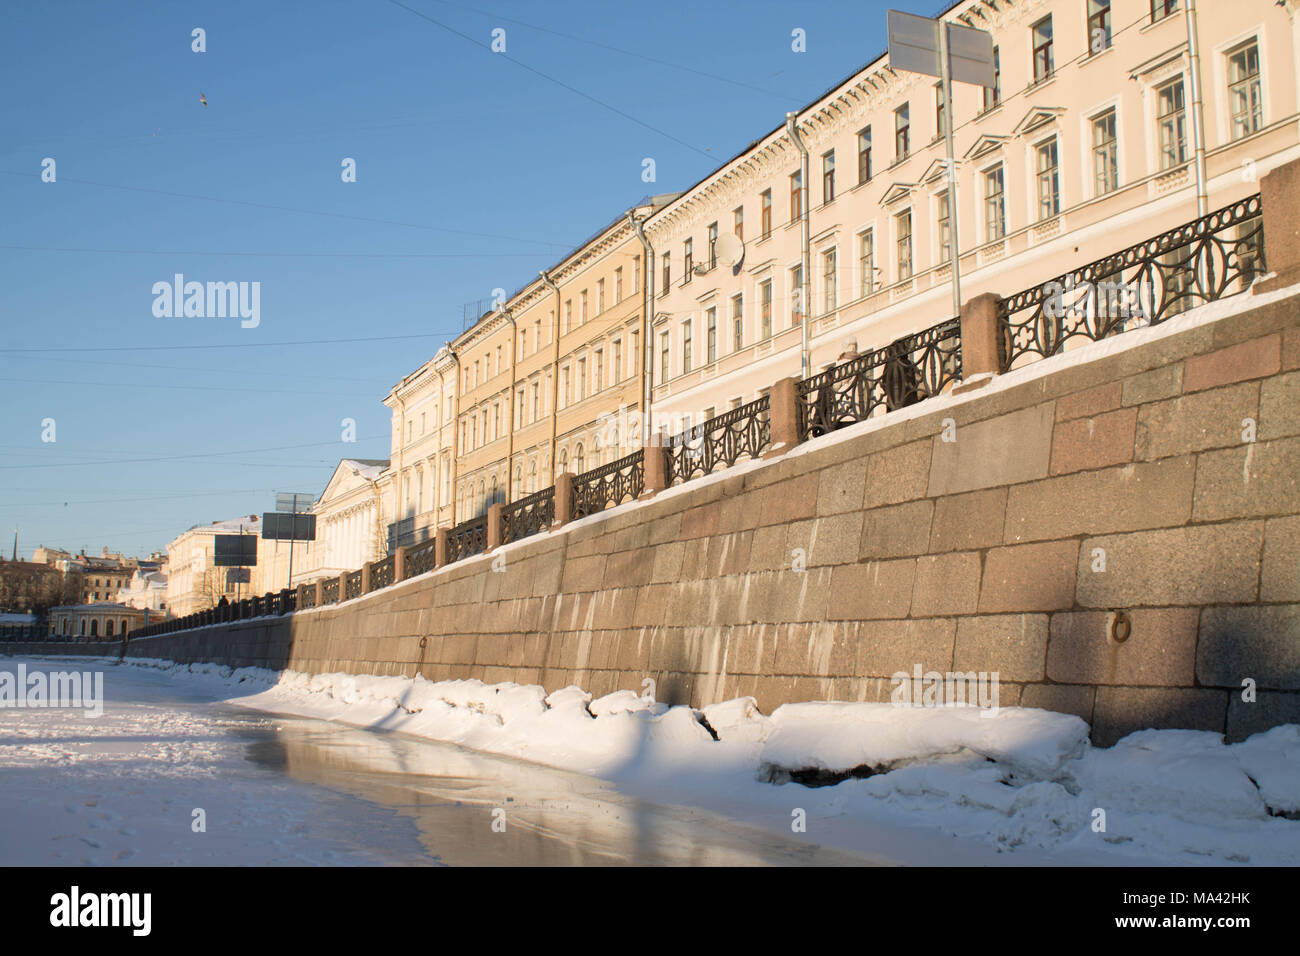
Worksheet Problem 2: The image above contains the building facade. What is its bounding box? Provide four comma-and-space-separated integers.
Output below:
48, 603, 157, 640
164, 515, 287, 616
293, 458, 389, 586
643, 0, 1299, 432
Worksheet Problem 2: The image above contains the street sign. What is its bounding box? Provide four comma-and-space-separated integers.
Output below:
887, 10, 996, 88
213, 534, 258, 567
261, 512, 317, 541
225, 567, 251, 586
276, 492, 317, 513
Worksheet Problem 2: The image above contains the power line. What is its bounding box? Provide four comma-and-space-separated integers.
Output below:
0, 331, 458, 354
0, 433, 389, 470
384, 0, 718, 161
0, 242, 558, 260
0, 376, 376, 397
0, 169, 577, 250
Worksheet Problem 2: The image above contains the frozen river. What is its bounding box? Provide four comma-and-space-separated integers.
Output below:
0, 658, 878, 866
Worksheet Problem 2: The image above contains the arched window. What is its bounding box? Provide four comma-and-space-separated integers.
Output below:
121, 618, 128, 635
514, 464, 523, 498
490, 474, 499, 506
559, 448, 568, 474
80, 620, 86, 636
528, 460, 538, 493
592, 435, 602, 467
106, 619, 114, 637
575, 442, 585, 474
90, 619, 98, 638
477, 479, 486, 515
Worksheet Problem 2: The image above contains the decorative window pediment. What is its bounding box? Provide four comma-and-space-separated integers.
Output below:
964, 134, 1009, 161
1013, 106, 1065, 137
881, 181, 916, 206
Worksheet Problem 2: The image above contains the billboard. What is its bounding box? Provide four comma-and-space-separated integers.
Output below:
213, 534, 258, 567
225, 567, 251, 586
261, 512, 317, 541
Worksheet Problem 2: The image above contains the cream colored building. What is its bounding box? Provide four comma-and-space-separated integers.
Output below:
293, 458, 388, 585
115, 569, 169, 612
644, 0, 1299, 432
164, 514, 284, 616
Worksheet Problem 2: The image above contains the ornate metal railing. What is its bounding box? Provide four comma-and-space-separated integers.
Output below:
999, 194, 1265, 371
501, 487, 555, 545
405, 537, 438, 578
344, 569, 364, 601
447, 515, 488, 563
667, 395, 771, 485
299, 585, 318, 610
572, 449, 645, 519
797, 317, 962, 440
321, 577, 340, 605
369, 554, 396, 591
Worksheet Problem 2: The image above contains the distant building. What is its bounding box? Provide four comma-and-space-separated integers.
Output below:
115, 569, 169, 612
293, 459, 388, 586
48, 603, 158, 640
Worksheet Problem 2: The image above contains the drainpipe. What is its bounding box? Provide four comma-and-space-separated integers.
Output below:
540, 270, 563, 483
501, 308, 518, 504
629, 211, 655, 446
786, 111, 811, 378
447, 346, 460, 523
1185, 0, 1209, 217
393, 394, 406, 550
437, 363, 450, 527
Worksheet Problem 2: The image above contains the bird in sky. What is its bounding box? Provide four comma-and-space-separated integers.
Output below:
199, 93, 208, 108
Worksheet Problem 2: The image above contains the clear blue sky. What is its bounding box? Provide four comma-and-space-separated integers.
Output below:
0, 0, 937, 560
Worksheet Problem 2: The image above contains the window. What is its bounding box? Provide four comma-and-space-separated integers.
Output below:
659, 332, 670, 382
594, 350, 603, 392
575, 443, 585, 474
1032, 16, 1054, 83
1229, 42, 1262, 139
791, 265, 804, 323
683, 238, 694, 282
661, 253, 671, 295
822, 248, 837, 313
1088, 1, 1112, 54
822, 150, 835, 204
733, 206, 744, 242
1036, 138, 1061, 220
597, 278, 605, 314
857, 126, 872, 184
731, 294, 743, 351
858, 230, 875, 297
789, 171, 803, 222
984, 165, 1006, 241
614, 266, 623, 302
561, 365, 570, 407
580, 289, 588, 323
984, 47, 1001, 111
681, 320, 693, 374
896, 210, 913, 280
935, 83, 947, 140
564, 299, 572, 333
761, 189, 772, 238
708, 222, 718, 267
760, 280, 772, 338
706, 307, 717, 363
895, 104, 910, 160
633, 255, 640, 293
613, 339, 622, 383
1092, 109, 1118, 195
1151, 0, 1179, 23
937, 192, 952, 264
578, 357, 586, 400
1157, 78, 1187, 169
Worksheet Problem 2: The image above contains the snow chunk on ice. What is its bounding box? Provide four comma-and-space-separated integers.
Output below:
762, 702, 1089, 778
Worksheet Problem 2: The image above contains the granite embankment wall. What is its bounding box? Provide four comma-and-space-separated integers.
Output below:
14, 287, 1298, 744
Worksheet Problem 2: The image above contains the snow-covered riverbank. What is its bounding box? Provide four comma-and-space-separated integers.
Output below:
97, 656, 1300, 866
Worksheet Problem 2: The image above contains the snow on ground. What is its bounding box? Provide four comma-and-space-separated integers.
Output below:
0, 659, 435, 866
106, 657, 1300, 866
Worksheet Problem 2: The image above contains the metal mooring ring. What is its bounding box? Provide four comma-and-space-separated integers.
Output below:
419, 636, 429, 649
1111, 611, 1132, 644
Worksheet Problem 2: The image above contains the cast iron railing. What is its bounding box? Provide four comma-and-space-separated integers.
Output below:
797, 317, 962, 440
321, 577, 340, 604
299, 585, 317, 609
572, 449, 645, 519
344, 569, 363, 601
999, 194, 1264, 371
369, 554, 396, 591
447, 515, 488, 563
501, 487, 555, 544
667, 394, 771, 485
405, 537, 438, 578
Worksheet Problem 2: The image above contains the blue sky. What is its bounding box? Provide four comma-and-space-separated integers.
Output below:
0, 0, 938, 560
